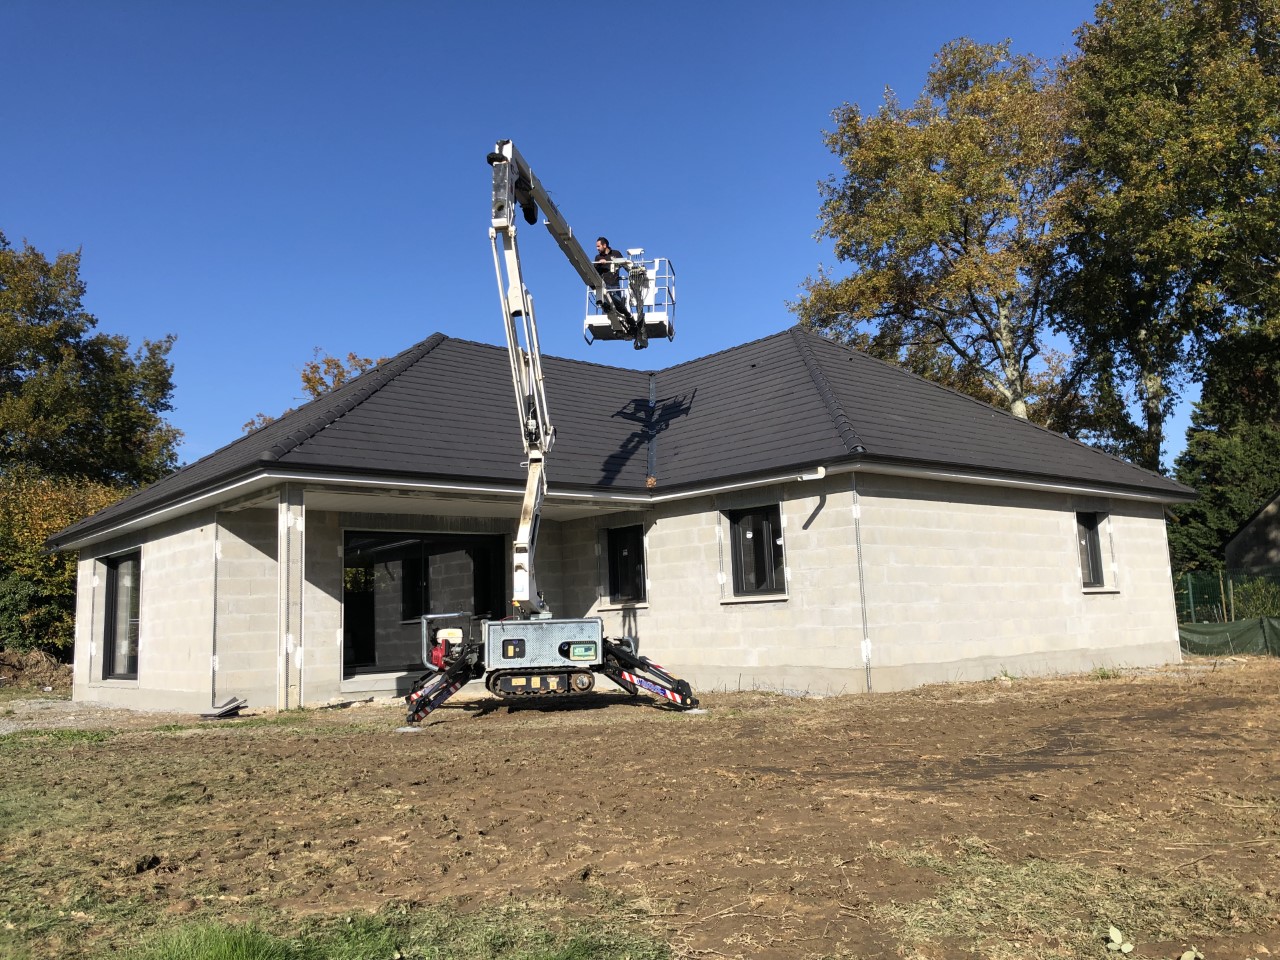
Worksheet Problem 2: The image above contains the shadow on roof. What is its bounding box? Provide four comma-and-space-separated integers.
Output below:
600, 389, 697, 485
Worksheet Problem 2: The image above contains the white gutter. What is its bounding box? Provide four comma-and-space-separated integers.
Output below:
53, 458, 1185, 553
836, 460, 1185, 504
53, 473, 284, 552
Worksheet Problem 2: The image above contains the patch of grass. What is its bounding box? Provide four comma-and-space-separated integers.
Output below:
0, 868, 156, 955
0, 791, 36, 833
210, 710, 384, 735
875, 837, 1266, 959
1090, 666, 1123, 680
119, 902, 670, 960
0, 929, 35, 960
227, 709, 316, 728
0, 685, 66, 704
0, 728, 115, 749
124, 923, 300, 960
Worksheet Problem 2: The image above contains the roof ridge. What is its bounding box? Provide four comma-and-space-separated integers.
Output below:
441, 333, 661, 376
258, 333, 448, 462
790, 327, 867, 456
657, 325, 794, 374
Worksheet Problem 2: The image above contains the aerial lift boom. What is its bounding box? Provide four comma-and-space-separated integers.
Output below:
487, 141, 558, 614
402, 141, 696, 724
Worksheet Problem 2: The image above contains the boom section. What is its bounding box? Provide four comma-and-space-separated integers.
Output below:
488, 139, 635, 338
490, 140, 611, 301
488, 142, 561, 614
489, 152, 554, 461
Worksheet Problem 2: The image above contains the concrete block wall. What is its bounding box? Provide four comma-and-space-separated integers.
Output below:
430, 549, 476, 613
556, 509, 650, 619
73, 510, 218, 711
849, 473, 1179, 688
851, 473, 1179, 688
137, 514, 219, 703
561, 471, 1181, 696
529, 517, 566, 616
301, 508, 342, 705
212, 507, 278, 710
69, 473, 1183, 712
560, 480, 865, 694
71, 556, 98, 694
371, 565, 419, 666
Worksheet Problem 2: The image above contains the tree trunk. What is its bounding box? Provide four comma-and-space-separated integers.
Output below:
1137, 369, 1166, 473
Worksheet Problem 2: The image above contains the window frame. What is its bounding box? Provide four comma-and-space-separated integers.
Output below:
102, 551, 141, 680
604, 523, 647, 604
725, 503, 787, 598
1076, 510, 1109, 590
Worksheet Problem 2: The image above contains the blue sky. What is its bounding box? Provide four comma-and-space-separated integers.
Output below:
6, 0, 1171, 469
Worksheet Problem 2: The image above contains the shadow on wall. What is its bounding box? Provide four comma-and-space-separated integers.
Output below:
619, 605, 640, 646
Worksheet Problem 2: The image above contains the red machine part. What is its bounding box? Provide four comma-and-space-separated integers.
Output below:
429, 627, 464, 670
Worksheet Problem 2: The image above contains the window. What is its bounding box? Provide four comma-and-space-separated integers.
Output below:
727, 505, 785, 596
1077, 512, 1106, 588
605, 525, 646, 603
342, 531, 505, 677
103, 552, 140, 679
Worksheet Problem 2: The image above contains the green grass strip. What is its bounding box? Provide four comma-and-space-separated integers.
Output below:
119, 902, 671, 960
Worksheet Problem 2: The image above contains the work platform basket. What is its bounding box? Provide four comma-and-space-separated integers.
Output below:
583, 252, 676, 344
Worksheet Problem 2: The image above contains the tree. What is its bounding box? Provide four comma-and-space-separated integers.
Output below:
1167, 420, 1280, 572
0, 467, 122, 652
243, 349, 380, 433
1055, 0, 1280, 472
299, 349, 378, 399
0, 233, 180, 484
0, 232, 181, 656
793, 39, 1075, 424
1167, 330, 1280, 573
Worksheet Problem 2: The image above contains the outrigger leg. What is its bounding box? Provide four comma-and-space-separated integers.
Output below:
404, 643, 483, 725
599, 637, 698, 709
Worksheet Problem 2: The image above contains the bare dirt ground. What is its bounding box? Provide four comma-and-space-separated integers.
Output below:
3, 657, 1280, 959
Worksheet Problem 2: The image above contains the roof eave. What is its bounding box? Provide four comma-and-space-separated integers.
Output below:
842, 457, 1195, 504
50, 451, 1193, 555
637, 455, 1194, 505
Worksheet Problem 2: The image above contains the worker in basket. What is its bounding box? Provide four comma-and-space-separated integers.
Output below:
594, 237, 640, 340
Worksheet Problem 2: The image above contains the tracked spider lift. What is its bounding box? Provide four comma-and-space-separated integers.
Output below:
404, 141, 695, 725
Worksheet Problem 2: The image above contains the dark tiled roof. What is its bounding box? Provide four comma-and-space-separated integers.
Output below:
50, 326, 1192, 547
796, 329, 1183, 494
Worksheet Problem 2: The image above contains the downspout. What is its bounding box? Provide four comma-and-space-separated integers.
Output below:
852, 472, 872, 693
211, 525, 221, 708
646, 373, 657, 482
790, 329, 872, 692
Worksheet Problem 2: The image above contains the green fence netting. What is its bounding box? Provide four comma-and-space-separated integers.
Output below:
1179, 618, 1280, 656
1175, 568, 1280, 656
1174, 568, 1280, 624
